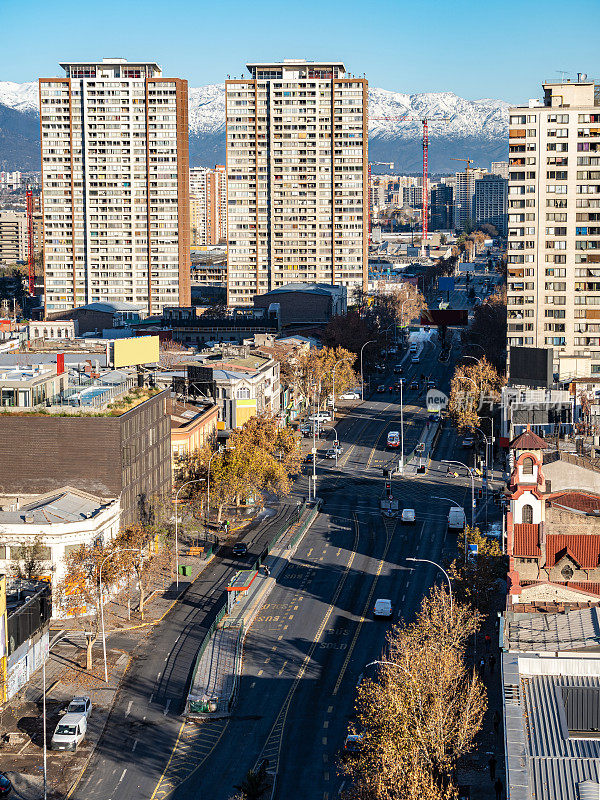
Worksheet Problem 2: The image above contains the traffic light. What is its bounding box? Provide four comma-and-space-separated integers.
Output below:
476, 488, 483, 499
385, 482, 391, 494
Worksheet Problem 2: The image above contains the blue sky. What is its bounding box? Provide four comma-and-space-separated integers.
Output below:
1, 0, 599, 101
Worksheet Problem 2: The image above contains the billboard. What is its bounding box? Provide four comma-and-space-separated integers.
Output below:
509, 346, 553, 388
420, 309, 469, 327
438, 277, 455, 292
110, 336, 160, 368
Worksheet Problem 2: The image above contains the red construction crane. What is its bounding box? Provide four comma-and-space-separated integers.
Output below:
26, 188, 34, 295
369, 116, 451, 246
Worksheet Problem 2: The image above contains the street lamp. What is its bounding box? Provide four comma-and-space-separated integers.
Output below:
399, 378, 405, 474
443, 459, 475, 559
99, 547, 143, 684
360, 340, 375, 401
175, 476, 206, 590
206, 445, 225, 540
331, 358, 343, 422
407, 557, 453, 618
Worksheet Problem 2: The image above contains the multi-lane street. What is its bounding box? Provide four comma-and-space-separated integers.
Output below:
69, 266, 496, 800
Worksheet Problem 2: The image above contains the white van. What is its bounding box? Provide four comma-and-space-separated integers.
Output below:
448, 506, 466, 531
51, 712, 87, 751
409, 343, 418, 353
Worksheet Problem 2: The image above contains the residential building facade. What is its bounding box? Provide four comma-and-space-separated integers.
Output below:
490, 160, 509, 179
39, 58, 191, 316
189, 166, 227, 246
507, 78, 600, 377
473, 173, 508, 235
225, 59, 368, 305
430, 184, 454, 230
454, 168, 487, 230
0, 212, 28, 263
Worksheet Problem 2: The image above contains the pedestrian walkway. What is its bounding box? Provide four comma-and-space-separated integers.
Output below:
403, 416, 441, 477
186, 625, 242, 718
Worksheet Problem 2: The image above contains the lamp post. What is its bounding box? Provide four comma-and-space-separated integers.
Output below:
443, 459, 475, 560
407, 557, 453, 618
175, 473, 210, 590
99, 547, 143, 684
475, 426, 490, 523
399, 378, 405, 474
360, 340, 375, 401
206, 445, 225, 542
42, 656, 47, 800
331, 358, 343, 423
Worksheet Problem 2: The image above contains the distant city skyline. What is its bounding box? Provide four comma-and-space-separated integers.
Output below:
1, 0, 599, 102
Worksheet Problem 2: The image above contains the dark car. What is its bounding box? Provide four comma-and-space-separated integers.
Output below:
410, 381, 419, 391
232, 542, 248, 556
377, 384, 386, 393
0, 773, 11, 798
393, 364, 403, 374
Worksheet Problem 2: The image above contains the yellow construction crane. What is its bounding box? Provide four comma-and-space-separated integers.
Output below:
450, 157, 474, 175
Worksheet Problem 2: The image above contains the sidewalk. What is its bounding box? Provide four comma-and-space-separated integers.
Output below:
2, 637, 130, 800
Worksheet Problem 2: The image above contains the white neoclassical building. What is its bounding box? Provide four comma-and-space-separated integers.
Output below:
0, 487, 121, 613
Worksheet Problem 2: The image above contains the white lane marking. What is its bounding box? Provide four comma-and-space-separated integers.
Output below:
117, 769, 127, 785
125, 700, 133, 717
163, 699, 171, 716
132, 739, 138, 752
148, 694, 154, 704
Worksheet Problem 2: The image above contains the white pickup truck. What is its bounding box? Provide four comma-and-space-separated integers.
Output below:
447, 506, 466, 531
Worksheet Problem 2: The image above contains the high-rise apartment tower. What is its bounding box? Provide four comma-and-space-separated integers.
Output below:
225, 59, 368, 305
190, 166, 227, 246
507, 78, 600, 377
39, 58, 191, 315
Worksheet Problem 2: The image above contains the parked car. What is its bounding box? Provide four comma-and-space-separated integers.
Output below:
308, 412, 331, 423
340, 390, 360, 400
67, 696, 92, 720
462, 436, 474, 448
325, 448, 338, 459
377, 385, 386, 393
374, 598, 393, 618
0, 773, 11, 798
300, 424, 313, 435
343, 733, 364, 758
401, 508, 416, 524
232, 542, 248, 556
51, 712, 87, 751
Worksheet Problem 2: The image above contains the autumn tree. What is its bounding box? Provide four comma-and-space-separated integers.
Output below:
11, 536, 49, 580
449, 526, 507, 613
293, 346, 358, 403
111, 525, 157, 620
343, 586, 486, 800
367, 285, 426, 334
55, 542, 121, 671
448, 356, 505, 432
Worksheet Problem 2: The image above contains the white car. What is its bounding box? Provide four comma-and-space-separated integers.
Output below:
374, 599, 393, 618
340, 391, 360, 400
401, 508, 416, 524
66, 696, 92, 719
51, 712, 87, 751
308, 412, 331, 423
411, 355, 420, 364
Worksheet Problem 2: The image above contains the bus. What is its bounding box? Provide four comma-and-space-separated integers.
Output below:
387, 431, 400, 449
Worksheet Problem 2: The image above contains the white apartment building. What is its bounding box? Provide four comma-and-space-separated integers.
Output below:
454, 168, 487, 230
189, 165, 227, 246
0, 211, 28, 263
491, 161, 509, 179
225, 59, 368, 306
39, 58, 191, 316
507, 78, 600, 378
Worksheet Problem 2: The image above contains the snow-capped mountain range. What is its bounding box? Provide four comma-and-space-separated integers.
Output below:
0, 80, 510, 172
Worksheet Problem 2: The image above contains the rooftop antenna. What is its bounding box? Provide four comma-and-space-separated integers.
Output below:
556, 69, 569, 82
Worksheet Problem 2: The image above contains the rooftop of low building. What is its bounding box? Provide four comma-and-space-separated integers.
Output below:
0, 487, 114, 525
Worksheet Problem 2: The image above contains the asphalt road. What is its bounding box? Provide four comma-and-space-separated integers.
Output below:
70, 275, 492, 800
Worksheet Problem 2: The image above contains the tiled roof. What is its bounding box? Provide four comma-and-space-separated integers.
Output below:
549, 492, 600, 514
566, 582, 600, 597
513, 523, 542, 556
547, 535, 600, 568
510, 428, 547, 450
